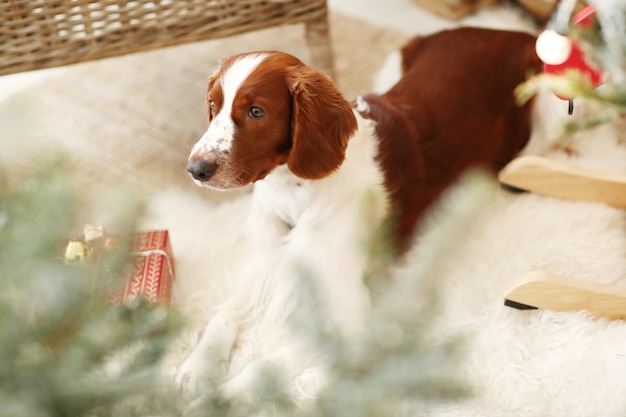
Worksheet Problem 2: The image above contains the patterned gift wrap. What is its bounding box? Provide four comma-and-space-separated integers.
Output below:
110, 230, 175, 305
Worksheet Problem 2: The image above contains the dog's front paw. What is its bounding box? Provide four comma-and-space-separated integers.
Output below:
175, 351, 226, 395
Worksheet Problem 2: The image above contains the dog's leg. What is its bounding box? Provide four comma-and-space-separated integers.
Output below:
296, 219, 373, 341
175, 297, 246, 394
262, 213, 374, 352
176, 194, 289, 396
218, 344, 325, 404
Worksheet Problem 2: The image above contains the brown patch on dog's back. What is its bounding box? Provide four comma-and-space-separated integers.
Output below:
363, 28, 542, 253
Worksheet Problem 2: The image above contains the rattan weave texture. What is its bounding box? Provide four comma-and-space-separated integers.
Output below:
1, 0, 334, 76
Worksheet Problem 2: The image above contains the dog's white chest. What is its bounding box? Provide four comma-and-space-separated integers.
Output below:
254, 167, 315, 227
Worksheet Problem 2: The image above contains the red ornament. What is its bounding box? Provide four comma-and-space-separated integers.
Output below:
543, 5, 603, 100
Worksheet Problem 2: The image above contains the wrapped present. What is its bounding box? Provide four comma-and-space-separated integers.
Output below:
112, 230, 175, 305
63, 225, 175, 305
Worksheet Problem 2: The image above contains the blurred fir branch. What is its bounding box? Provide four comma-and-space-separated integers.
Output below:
0, 156, 183, 417
184, 173, 489, 417
0, 154, 475, 416
516, 70, 626, 134
307, 172, 491, 415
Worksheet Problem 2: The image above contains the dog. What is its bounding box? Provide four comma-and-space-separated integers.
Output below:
176, 27, 542, 401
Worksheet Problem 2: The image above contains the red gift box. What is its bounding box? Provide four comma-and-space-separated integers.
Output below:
64, 226, 175, 305
109, 230, 175, 305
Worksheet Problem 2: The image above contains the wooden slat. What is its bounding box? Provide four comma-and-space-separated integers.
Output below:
498, 155, 626, 208
504, 271, 626, 320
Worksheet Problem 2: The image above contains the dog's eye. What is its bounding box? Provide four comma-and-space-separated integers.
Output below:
208, 100, 216, 120
249, 107, 265, 119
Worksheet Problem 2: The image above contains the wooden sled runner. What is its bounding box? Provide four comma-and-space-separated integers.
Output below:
498, 155, 626, 209
504, 271, 626, 320
499, 155, 626, 319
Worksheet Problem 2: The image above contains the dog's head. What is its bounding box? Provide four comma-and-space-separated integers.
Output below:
186, 51, 358, 190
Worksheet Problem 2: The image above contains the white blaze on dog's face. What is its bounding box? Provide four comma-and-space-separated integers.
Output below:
194, 54, 265, 159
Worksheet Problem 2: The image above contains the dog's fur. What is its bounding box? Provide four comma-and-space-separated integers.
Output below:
176, 27, 541, 401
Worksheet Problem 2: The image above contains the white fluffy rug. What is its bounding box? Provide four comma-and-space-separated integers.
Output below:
426, 127, 626, 416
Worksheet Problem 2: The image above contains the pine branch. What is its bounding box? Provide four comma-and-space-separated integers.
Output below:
0, 156, 182, 417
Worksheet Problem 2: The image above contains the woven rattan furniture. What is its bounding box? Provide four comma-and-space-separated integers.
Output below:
0, 0, 335, 78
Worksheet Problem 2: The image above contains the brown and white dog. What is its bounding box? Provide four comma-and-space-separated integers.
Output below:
177, 27, 542, 400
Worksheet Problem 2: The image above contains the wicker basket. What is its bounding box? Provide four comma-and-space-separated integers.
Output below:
0, 0, 334, 77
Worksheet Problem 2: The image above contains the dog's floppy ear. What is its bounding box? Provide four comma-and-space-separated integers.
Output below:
286, 66, 358, 180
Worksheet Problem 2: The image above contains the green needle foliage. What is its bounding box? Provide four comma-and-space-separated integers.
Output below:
0, 154, 474, 416
0, 156, 183, 417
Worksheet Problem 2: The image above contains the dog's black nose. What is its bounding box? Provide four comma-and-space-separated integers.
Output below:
187, 159, 217, 182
